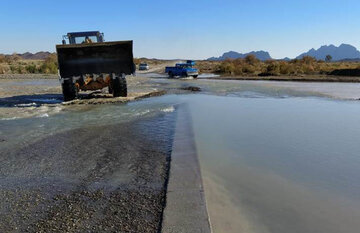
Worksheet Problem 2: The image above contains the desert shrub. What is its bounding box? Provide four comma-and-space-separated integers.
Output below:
25, 64, 37, 73
245, 54, 259, 65
39, 54, 58, 74
279, 62, 294, 75
218, 59, 235, 74
133, 58, 141, 65
10, 65, 23, 74
266, 62, 280, 75
242, 64, 256, 74
0, 55, 5, 63
0, 65, 4, 74
300, 56, 316, 65
300, 64, 315, 74
10, 65, 17, 73
6, 54, 21, 63
289, 59, 298, 64
214, 56, 360, 76
234, 65, 243, 75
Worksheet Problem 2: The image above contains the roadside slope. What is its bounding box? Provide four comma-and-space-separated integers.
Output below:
162, 105, 211, 232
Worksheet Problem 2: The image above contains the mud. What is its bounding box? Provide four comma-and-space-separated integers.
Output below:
180, 86, 201, 92
0, 111, 176, 232
62, 91, 166, 106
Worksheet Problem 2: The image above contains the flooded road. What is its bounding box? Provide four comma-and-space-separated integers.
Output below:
189, 95, 360, 233
1, 75, 360, 232
150, 78, 360, 233
0, 98, 178, 232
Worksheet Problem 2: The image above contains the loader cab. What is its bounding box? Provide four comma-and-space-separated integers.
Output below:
62, 31, 104, 45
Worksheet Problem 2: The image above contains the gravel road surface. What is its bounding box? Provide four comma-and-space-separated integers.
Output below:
0, 111, 176, 232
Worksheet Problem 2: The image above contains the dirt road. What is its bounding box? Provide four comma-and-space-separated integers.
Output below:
136, 60, 180, 74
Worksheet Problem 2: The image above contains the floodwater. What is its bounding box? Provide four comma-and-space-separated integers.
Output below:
1, 77, 360, 232
189, 95, 360, 233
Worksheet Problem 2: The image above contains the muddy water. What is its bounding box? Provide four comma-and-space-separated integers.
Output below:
0, 97, 178, 151
188, 95, 360, 233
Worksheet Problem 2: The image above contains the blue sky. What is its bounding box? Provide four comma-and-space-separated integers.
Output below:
1, 0, 359, 59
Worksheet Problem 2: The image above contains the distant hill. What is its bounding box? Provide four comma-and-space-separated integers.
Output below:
19, 52, 52, 60
0, 52, 52, 60
281, 57, 291, 61
296, 44, 360, 61
208, 50, 272, 61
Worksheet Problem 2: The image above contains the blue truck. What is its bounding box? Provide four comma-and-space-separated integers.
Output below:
165, 60, 199, 78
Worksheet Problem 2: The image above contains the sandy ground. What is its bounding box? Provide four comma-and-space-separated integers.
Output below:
0, 111, 176, 232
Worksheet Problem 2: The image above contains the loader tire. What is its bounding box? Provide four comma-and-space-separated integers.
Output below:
112, 76, 127, 97
62, 79, 78, 102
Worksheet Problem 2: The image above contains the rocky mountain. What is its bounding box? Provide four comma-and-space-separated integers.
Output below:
19, 52, 52, 60
0, 52, 52, 60
296, 44, 360, 61
208, 50, 272, 61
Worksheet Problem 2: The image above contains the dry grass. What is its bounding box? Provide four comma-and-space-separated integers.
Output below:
134, 58, 165, 66
0, 54, 57, 74
2, 53, 360, 81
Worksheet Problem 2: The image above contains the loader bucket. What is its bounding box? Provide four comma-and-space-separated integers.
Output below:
56, 41, 135, 78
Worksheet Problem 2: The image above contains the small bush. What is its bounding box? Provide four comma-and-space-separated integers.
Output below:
245, 54, 259, 65
242, 64, 256, 74
279, 62, 295, 75
10, 65, 17, 73
6, 54, 21, 63
39, 54, 58, 74
301, 56, 316, 65
0, 55, 5, 63
10, 65, 23, 74
266, 62, 280, 75
25, 64, 37, 73
218, 59, 236, 74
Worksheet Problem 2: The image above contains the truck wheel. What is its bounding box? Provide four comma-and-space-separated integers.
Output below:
61, 79, 78, 101
193, 75, 198, 79
182, 72, 188, 77
168, 72, 174, 78
112, 76, 127, 97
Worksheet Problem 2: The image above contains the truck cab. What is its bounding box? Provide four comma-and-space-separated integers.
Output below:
62, 31, 104, 45
165, 60, 199, 78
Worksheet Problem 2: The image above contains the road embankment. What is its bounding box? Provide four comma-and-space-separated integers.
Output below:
162, 105, 211, 233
